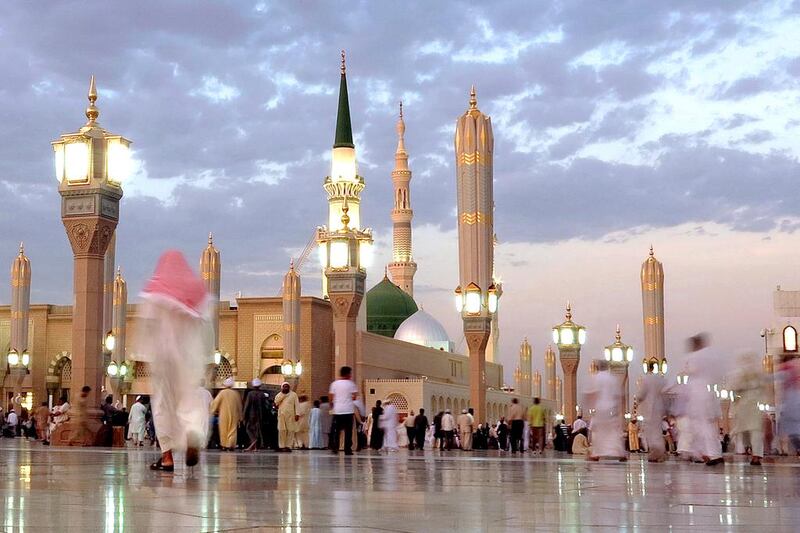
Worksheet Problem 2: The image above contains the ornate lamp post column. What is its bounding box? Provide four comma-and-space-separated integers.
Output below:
641, 247, 668, 375
454, 86, 497, 424
8, 243, 31, 411
281, 262, 303, 384
105, 267, 131, 404
603, 325, 634, 417
552, 303, 586, 424
52, 76, 131, 408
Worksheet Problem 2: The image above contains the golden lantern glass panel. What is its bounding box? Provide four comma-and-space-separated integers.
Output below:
21, 350, 30, 367
487, 287, 498, 314
53, 143, 65, 182
64, 140, 90, 183
611, 347, 623, 362
625, 347, 634, 362
465, 288, 481, 314
559, 327, 574, 345
107, 362, 119, 377
329, 240, 349, 268
454, 287, 463, 313
7, 349, 19, 366
358, 240, 373, 269
106, 138, 131, 185
604, 348, 611, 361
578, 328, 587, 345
552, 328, 559, 344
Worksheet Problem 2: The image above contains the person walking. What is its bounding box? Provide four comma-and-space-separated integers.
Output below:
294, 395, 311, 449
138, 250, 214, 472
309, 400, 323, 449
441, 409, 456, 450
128, 396, 148, 447
210, 378, 242, 451
318, 396, 333, 450
414, 409, 429, 451
329, 366, 359, 455
274, 382, 300, 452
527, 398, 546, 455
243, 379, 266, 451
433, 411, 444, 450
585, 360, 627, 462
369, 400, 384, 450
637, 367, 667, 462
404, 410, 417, 450
34, 402, 50, 444
457, 409, 474, 451
381, 401, 399, 452
508, 398, 525, 453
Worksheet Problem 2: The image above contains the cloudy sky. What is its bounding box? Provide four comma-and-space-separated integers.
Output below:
1, 1, 799, 387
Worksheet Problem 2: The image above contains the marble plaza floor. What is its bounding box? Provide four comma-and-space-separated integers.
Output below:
1, 441, 799, 532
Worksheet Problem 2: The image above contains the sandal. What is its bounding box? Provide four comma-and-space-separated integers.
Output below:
150, 459, 174, 472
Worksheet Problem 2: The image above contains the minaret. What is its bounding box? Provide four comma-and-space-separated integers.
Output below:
544, 345, 556, 400
555, 376, 563, 414
455, 86, 495, 423
317, 51, 372, 380
641, 246, 665, 371
282, 261, 301, 370
387, 101, 417, 297
518, 338, 532, 397
486, 235, 502, 364
200, 233, 221, 351
111, 267, 127, 367
10, 243, 31, 354
532, 371, 542, 398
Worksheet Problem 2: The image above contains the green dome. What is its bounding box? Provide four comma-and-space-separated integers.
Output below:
366, 276, 418, 337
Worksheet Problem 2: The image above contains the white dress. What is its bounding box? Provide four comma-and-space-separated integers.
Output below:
380, 404, 399, 450
587, 371, 626, 457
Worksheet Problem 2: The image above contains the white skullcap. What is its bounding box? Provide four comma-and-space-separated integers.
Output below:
223, 377, 235, 388
462, 409, 467, 414
281, 381, 291, 388
251, 378, 262, 387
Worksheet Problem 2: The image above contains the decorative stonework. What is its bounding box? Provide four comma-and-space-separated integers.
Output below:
331, 294, 363, 320
63, 218, 117, 257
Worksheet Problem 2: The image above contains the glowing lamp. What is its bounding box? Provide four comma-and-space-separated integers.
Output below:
464, 283, 481, 314
487, 284, 498, 314
214, 349, 222, 366
454, 286, 463, 313
104, 332, 116, 352
329, 240, 349, 268
106, 137, 132, 185
21, 350, 30, 367
107, 361, 119, 377
358, 240, 373, 268
7, 349, 19, 366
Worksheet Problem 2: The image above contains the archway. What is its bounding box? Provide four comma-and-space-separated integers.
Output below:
259, 334, 284, 386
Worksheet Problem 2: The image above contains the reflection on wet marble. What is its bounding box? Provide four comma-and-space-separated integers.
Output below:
1, 440, 799, 531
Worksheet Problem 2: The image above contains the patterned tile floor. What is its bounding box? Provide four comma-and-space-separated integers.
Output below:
0, 440, 799, 531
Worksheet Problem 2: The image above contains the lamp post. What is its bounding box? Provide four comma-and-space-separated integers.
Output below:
53, 76, 130, 411
7, 349, 30, 413
9, 242, 31, 413
604, 325, 634, 417
552, 302, 585, 424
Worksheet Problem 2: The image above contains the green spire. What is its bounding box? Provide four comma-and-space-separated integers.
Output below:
333, 50, 354, 149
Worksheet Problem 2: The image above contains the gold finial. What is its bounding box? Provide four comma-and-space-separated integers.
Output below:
399, 100, 403, 119
341, 199, 350, 229
565, 301, 572, 321
615, 324, 621, 342
649, 244, 654, 257
340, 50, 346, 75
86, 75, 99, 124
18, 242, 24, 255
469, 85, 477, 109
117, 266, 122, 276
384, 266, 388, 279
289, 259, 295, 270
208, 232, 214, 245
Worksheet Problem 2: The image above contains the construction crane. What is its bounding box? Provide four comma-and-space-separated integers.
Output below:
276, 229, 319, 295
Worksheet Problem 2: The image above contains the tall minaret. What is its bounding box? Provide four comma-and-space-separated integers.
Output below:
318, 51, 372, 379
544, 345, 556, 400
200, 233, 221, 351
533, 371, 542, 398
387, 102, 417, 297
641, 246, 665, 370
10, 243, 31, 354
455, 86, 495, 423
111, 267, 127, 367
282, 262, 301, 380
518, 338, 532, 397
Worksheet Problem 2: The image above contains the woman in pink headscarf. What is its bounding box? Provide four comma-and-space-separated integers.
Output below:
138, 251, 213, 472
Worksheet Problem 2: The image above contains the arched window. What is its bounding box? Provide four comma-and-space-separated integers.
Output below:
784, 326, 798, 352
260, 334, 283, 359
385, 393, 409, 415
60, 359, 72, 386
263, 365, 283, 375
214, 358, 233, 384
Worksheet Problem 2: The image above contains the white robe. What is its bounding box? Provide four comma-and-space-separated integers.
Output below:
586, 371, 625, 457
380, 404, 399, 450
128, 402, 147, 440
136, 298, 212, 453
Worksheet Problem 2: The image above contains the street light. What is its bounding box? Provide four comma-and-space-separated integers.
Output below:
281, 360, 303, 379
214, 349, 222, 366
7, 349, 20, 367
552, 303, 586, 348
103, 331, 115, 353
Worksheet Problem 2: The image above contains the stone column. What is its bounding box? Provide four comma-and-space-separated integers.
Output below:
465, 317, 490, 421
327, 270, 365, 381
559, 349, 579, 423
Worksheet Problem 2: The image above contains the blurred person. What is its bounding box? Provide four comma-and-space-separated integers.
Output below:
777, 354, 800, 453
210, 377, 242, 451
369, 400, 384, 450
329, 366, 358, 455
457, 409, 474, 451
414, 408, 429, 451
138, 251, 213, 472
497, 417, 509, 451
274, 382, 300, 452
243, 379, 266, 451
34, 402, 50, 444
679, 334, 724, 465
627, 419, 640, 452
381, 401, 399, 451
441, 409, 456, 450
318, 396, 333, 450
404, 410, 417, 450
572, 427, 590, 455
294, 395, 311, 449
732, 353, 765, 465
128, 396, 148, 447
637, 366, 667, 462
309, 400, 323, 449
508, 398, 525, 453
433, 411, 444, 450
527, 398, 546, 455
584, 360, 626, 461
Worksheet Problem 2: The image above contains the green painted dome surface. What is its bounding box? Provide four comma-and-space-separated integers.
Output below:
366, 277, 418, 337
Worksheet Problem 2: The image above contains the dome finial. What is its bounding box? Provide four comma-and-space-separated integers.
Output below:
208, 232, 214, 245
290, 258, 295, 270
615, 324, 621, 342
469, 85, 477, 110
340, 49, 346, 75
384, 266, 388, 279
18, 241, 24, 255
85, 75, 99, 124
649, 244, 654, 257
565, 300, 572, 321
